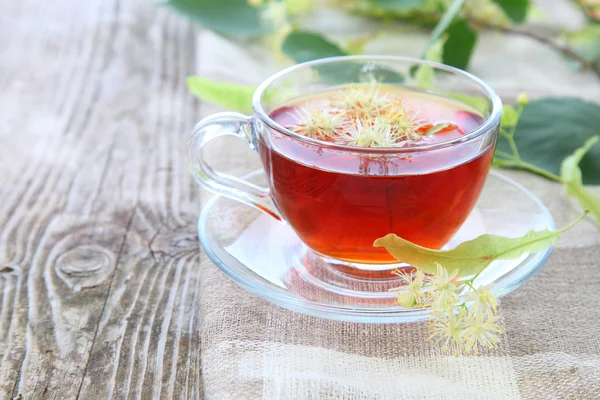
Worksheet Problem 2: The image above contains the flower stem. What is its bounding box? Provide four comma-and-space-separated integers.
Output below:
494, 151, 515, 160
516, 161, 563, 182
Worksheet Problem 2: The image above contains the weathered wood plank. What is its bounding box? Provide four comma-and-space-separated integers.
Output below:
0, 0, 204, 398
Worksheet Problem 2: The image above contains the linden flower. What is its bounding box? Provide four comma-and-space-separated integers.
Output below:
330, 83, 390, 118
428, 309, 467, 355
288, 108, 344, 139
288, 108, 320, 138
467, 287, 498, 317
426, 263, 460, 312
386, 104, 427, 142
317, 110, 345, 138
290, 82, 454, 147
460, 310, 503, 354
390, 269, 428, 308
391, 262, 505, 356
344, 117, 396, 147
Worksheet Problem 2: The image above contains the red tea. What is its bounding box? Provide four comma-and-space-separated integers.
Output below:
259, 85, 494, 264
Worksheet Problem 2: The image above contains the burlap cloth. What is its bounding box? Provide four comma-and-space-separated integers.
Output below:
195, 2, 600, 397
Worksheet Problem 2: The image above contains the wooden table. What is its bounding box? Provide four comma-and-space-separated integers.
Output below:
2, 0, 599, 399
0, 0, 204, 397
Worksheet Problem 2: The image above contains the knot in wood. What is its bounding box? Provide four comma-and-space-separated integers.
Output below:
0, 265, 20, 275
149, 231, 199, 261
55, 245, 114, 292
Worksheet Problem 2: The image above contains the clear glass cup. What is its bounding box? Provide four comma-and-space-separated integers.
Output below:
188, 56, 502, 269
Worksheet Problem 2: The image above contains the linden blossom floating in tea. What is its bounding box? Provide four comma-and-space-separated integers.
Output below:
271, 82, 483, 148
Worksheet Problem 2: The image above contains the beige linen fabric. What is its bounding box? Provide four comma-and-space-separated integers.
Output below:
195, 1, 600, 397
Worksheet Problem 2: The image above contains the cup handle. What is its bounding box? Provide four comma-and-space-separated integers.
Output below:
187, 112, 282, 221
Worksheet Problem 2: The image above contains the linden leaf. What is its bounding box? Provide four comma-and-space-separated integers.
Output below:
415, 0, 463, 87
374, 215, 584, 278
284, 0, 315, 16
442, 18, 477, 70
415, 35, 447, 89
423, 0, 465, 54
490, 0, 530, 23
186, 77, 256, 113
496, 98, 600, 184
560, 136, 600, 225
282, 32, 404, 84
420, 0, 476, 70
281, 31, 346, 63
165, 0, 267, 36
424, 122, 451, 136
368, 0, 426, 11
448, 93, 490, 116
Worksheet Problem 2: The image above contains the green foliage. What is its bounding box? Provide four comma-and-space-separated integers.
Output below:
415, 36, 446, 89
186, 77, 256, 113
448, 93, 490, 115
281, 31, 347, 63
490, 0, 530, 23
495, 96, 600, 227
374, 214, 583, 278
368, 0, 426, 11
442, 18, 477, 69
423, 0, 465, 55
424, 122, 450, 136
285, 0, 315, 16
165, 0, 266, 36
560, 137, 600, 224
565, 25, 600, 64
496, 98, 600, 185
421, 0, 478, 70
281, 31, 406, 84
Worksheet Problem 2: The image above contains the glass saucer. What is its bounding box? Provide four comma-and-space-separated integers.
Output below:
198, 170, 555, 323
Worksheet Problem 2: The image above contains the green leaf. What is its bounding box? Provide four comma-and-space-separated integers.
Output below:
422, 0, 464, 56
424, 34, 446, 63
560, 136, 600, 225
415, 35, 447, 89
491, 0, 529, 23
424, 122, 450, 136
442, 18, 477, 70
284, 0, 315, 16
374, 215, 584, 278
496, 98, 600, 184
282, 31, 404, 84
282, 31, 346, 63
368, 0, 426, 11
448, 93, 490, 116
315, 63, 406, 85
186, 77, 256, 113
165, 0, 266, 36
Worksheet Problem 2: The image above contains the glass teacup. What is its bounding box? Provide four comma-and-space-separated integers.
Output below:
188, 56, 502, 269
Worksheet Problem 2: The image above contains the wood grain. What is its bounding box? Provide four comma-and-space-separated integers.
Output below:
0, 0, 205, 397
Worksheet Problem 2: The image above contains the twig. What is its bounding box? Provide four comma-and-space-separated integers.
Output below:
355, 8, 600, 79
470, 19, 600, 79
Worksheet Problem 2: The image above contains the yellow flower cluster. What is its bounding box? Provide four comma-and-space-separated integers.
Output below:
392, 263, 503, 355
288, 83, 434, 147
